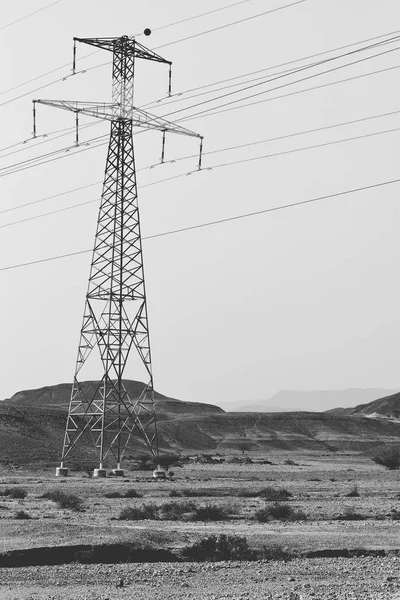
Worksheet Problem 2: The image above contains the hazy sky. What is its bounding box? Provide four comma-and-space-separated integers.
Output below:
1, 0, 400, 409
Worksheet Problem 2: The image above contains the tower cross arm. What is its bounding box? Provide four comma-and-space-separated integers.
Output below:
33, 99, 202, 139
74, 36, 171, 65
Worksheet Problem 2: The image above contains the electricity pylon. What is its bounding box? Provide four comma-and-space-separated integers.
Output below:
33, 35, 202, 477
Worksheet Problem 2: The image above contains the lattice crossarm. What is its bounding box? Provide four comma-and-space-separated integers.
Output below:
130, 106, 202, 139
33, 99, 118, 125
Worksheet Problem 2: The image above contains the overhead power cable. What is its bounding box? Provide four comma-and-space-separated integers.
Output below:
162, 38, 400, 120
1, 176, 399, 273
152, 0, 307, 50
0, 50, 100, 98
2, 106, 400, 213
149, 0, 258, 33
145, 28, 400, 109
2, 116, 400, 229
0, 0, 64, 33
0, 0, 302, 107
0, 122, 102, 161
181, 62, 400, 123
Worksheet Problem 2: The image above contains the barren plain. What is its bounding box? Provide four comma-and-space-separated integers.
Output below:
0, 452, 400, 599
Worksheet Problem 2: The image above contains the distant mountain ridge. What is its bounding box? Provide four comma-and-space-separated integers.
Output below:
228, 388, 398, 413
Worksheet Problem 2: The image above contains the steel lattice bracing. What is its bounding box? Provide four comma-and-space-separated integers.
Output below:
62, 119, 158, 468
32, 34, 202, 474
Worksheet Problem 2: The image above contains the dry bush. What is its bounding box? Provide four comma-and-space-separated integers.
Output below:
124, 488, 142, 498
41, 490, 83, 511
158, 501, 194, 520
105, 491, 122, 498
182, 534, 253, 561
255, 502, 306, 522
118, 503, 158, 520
260, 544, 293, 561
190, 504, 230, 521
1, 487, 27, 499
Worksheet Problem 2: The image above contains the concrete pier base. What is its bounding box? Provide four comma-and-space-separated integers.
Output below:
93, 468, 107, 478
152, 466, 166, 480
55, 467, 69, 477
112, 469, 125, 477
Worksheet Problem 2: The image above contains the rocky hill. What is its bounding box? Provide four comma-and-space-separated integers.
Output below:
4, 380, 224, 416
2, 382, 400, 465
327, 391, 400, 420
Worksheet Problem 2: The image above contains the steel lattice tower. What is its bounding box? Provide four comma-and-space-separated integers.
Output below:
33, 35, 202, 477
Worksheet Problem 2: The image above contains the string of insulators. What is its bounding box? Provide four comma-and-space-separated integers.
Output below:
72, 38, 77, 75
168, 64, 172, 97
161, 130, 166, 163
198, 138, 204, 170
32, 101, 37, 138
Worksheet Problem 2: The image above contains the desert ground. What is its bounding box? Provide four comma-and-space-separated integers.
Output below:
0, 451, 400, 599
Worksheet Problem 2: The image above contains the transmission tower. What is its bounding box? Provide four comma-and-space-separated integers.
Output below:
33, 34, 202, 477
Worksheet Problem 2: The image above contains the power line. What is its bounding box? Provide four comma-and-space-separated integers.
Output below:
1, 39, 399, 177
0, 121, 101, 161
1, 176, 399, 273
150, 0, 258, 33
0, 0, 64, 33
0, 1, 302, 108
163, 38, 400, 120
2, 118, 400, 230
0, 50, 100, 98
153, 0, 307, 50
145, 28, 400, 109
0, 62, 107, 110
0, 135, 109, 179
180, 62, 400, 123
2, 106, 400, 215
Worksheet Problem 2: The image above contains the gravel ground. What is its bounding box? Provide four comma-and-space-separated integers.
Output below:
1, 556, 400, 600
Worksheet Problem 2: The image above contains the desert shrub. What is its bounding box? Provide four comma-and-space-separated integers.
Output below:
2, 487, 27, 499
118, 503, 158, 521
124, 488, 142, 498
390, 509, 400, 520
169, 490, 182, 498
372, 446, 400, 470
105, 491, 122, 498
259, 544, 293, 561
284, 459, 298, 466
345, 485, 360, 497
258, 487, 292, 501
41, 490, 83, 511
182, 534, 253, 561
190, 504, 230, 521
14, 510, 31, 520
159, 501, 194, 520
255, 502, 306, 522
334, 507, 367, 521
